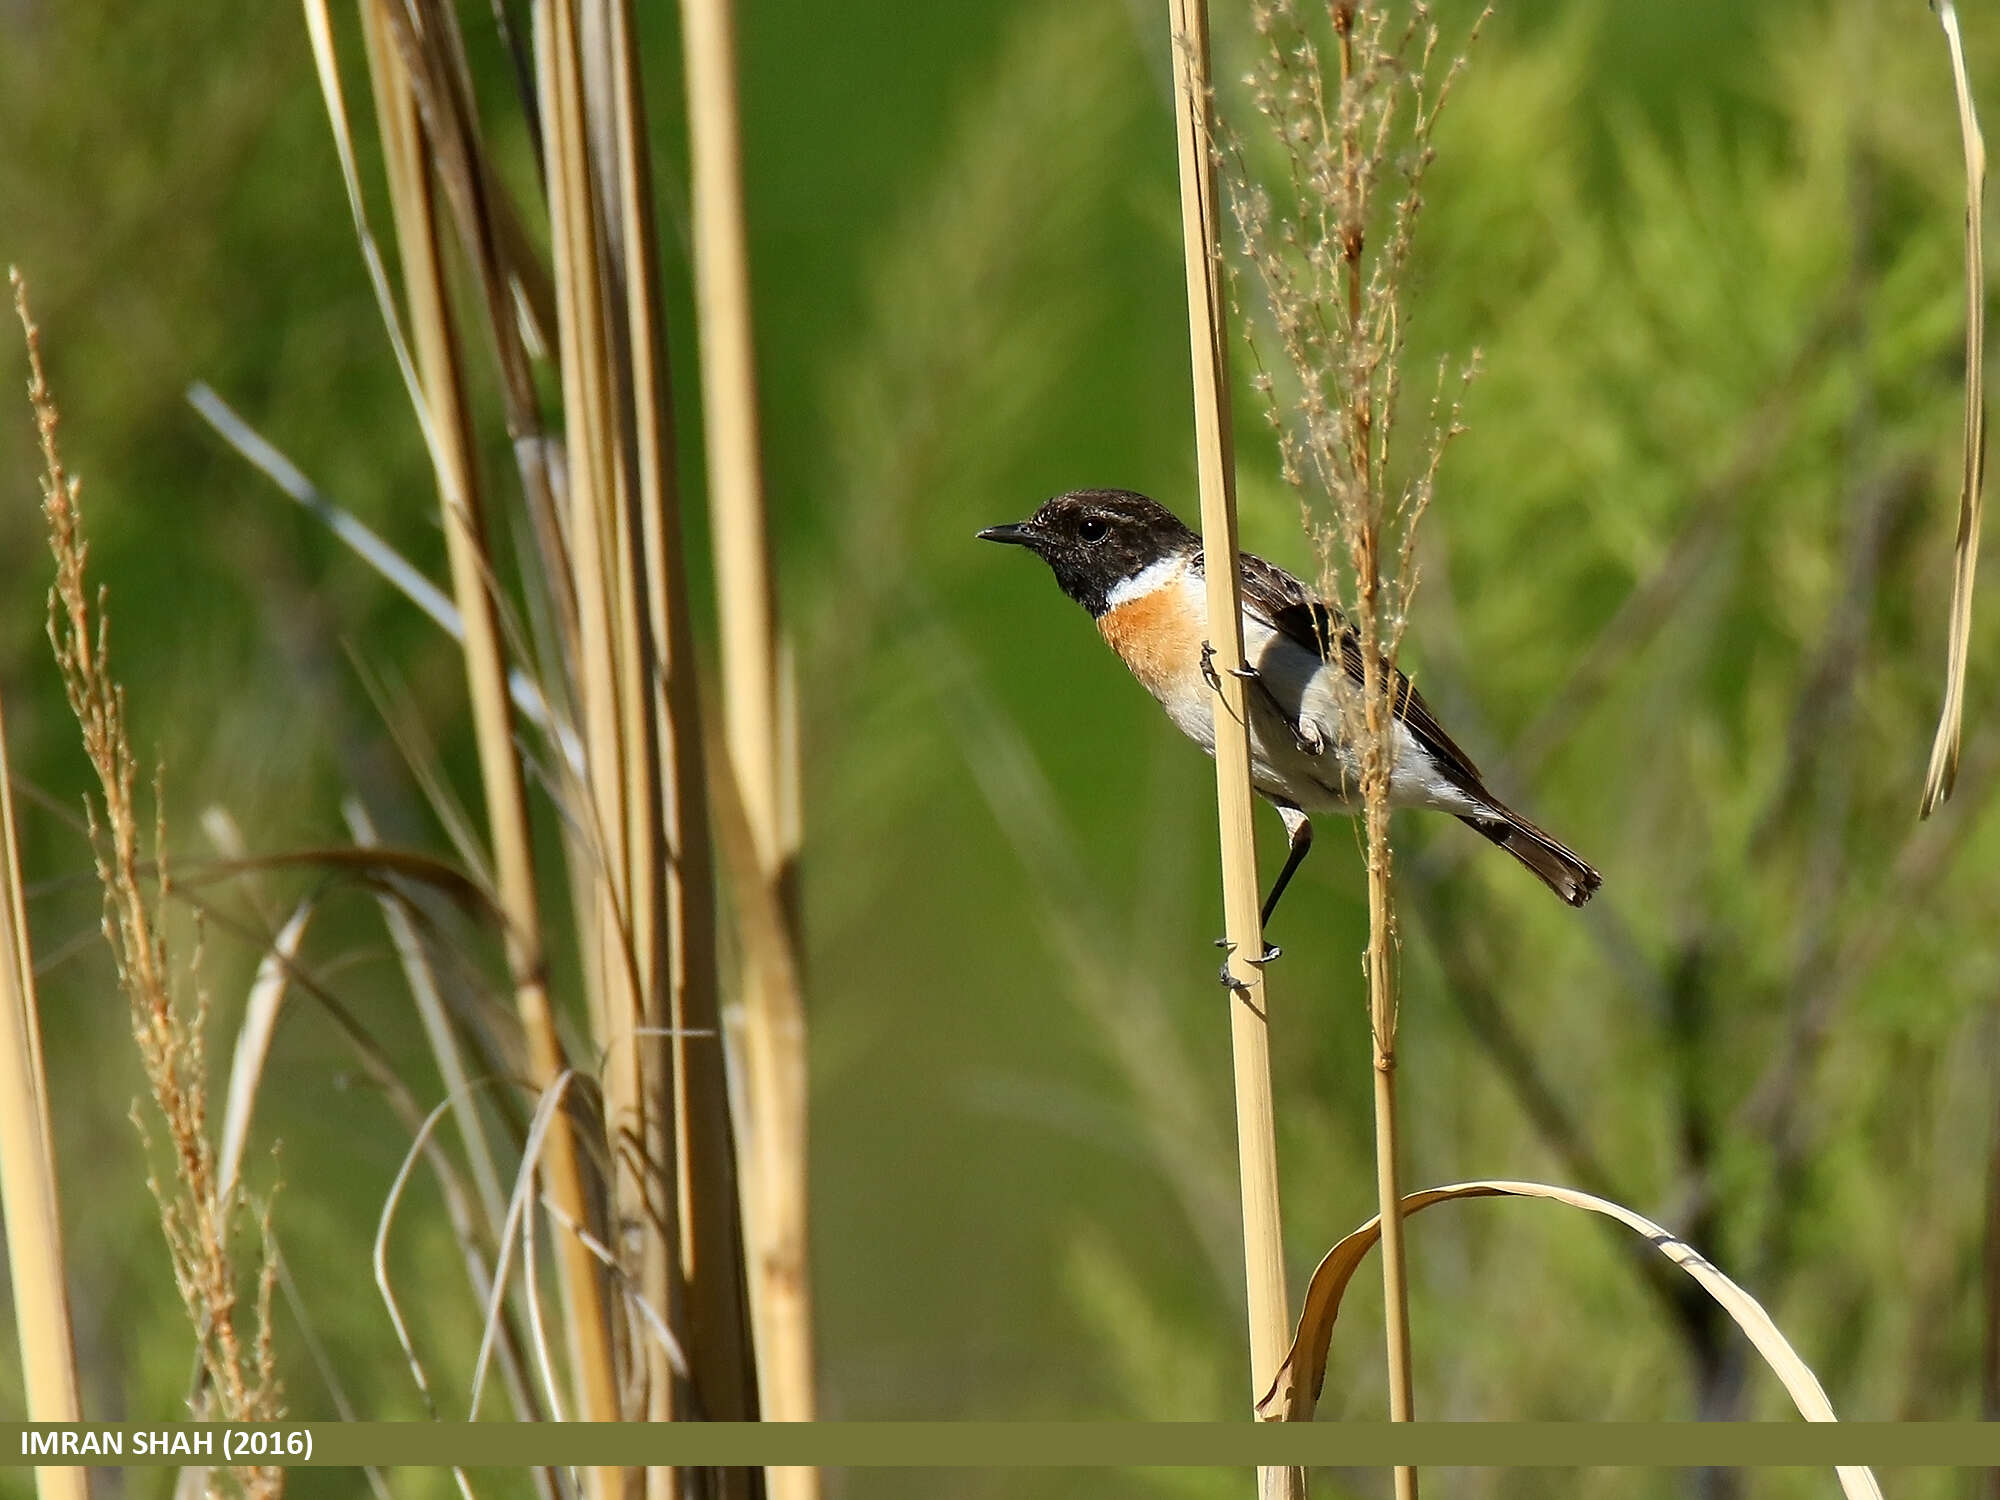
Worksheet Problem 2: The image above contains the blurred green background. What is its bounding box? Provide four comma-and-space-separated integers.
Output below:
2, 1, 1997, 1497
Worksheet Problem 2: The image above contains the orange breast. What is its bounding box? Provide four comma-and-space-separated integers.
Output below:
1097, 577, 1205, 703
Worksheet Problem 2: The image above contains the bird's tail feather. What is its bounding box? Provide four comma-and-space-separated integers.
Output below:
1458, 802, 1601, 907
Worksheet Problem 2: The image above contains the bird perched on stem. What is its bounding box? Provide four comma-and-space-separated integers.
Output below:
979, 488, 1600, 923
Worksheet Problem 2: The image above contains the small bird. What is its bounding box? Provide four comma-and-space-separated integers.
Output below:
979, 489, 1600, 922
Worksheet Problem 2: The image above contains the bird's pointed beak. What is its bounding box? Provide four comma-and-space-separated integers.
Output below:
977, 521, 1037, 547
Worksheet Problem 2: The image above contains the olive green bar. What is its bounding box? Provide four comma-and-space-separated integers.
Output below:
0, 1423, 1990, 1468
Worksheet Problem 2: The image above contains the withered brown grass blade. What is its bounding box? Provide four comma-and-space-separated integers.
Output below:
1922, 0, 1989, 817
1259, 1180, 1882, 1500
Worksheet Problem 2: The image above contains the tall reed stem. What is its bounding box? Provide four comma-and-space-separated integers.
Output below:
0, 673, 87, 1500
1166, 7, 1298, 1496
1335, 10, 1417, 1488
356, 8, 622, 1459
1366, 791, 1416, 1499
679, 0, 816, 1463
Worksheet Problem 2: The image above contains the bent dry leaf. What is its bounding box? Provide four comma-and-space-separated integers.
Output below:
217, 899, 315, 1206
1258, 1180, 1882, 1500
1923, 0, 1989, 817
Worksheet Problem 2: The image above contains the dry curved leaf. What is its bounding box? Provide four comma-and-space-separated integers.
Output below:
217, 898, 315, 1205
1923, 0, 1988, 818
372, 1090, 480, 1500
1258, 1179, 1881, 1500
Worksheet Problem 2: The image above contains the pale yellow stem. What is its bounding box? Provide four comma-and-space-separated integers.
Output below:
0, 686, 88, 1500
1167, 7, 1299, 1497
361, 2, 622, 1472
679, 0, 817, 1462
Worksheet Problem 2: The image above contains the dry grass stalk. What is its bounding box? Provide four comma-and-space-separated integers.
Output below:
1226, 3, 1486, 1486
354, 1, 623, 1448
0, 611, 86, 1500
1921, 0, 1988, 817
0, 286, 81, 1484
590, 0, 705, 1446
1166, 6, 1298, 1496
678, 0, 816, 1449
16, 272, 282, 1497
561, 0, 757, 1446
314, 0, 760, 1473
534, 22, 651, 1365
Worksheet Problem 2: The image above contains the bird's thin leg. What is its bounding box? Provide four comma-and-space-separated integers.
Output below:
1261, 807, 1314, 927
1214, 809, 1310, 985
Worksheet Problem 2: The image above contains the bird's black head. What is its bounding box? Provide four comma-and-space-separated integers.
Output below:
978, 489, 1200, 617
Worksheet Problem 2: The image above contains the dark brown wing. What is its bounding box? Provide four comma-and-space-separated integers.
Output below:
1200, 548, 1493, 802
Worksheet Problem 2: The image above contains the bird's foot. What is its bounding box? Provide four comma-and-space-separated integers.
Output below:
1199, 639, 1267, 693
1214, 936, 1283, 989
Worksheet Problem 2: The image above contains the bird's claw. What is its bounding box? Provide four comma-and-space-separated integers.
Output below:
1200, 640, 1265, 695
1215, 937, 1283, 989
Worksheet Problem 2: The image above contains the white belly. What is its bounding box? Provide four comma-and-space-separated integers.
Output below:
1144, 574, 1484, 818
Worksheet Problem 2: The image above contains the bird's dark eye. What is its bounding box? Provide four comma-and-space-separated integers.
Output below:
1078, 515, 1109, 543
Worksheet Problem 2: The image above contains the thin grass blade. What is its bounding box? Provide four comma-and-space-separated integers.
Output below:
189, 302, 578, 767
1923, 0, 1989, 817
298, 0, 435, 452
373, 1094, 462, 1420
345, 798, 510, 1241
469, 1068, 576, 1421
217, 898, 315, 1205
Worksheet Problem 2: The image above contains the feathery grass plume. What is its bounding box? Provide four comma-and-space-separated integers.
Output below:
1227, 0, 1482, 703
16, 272, 283, 1495
1223, 2, 1486, 1481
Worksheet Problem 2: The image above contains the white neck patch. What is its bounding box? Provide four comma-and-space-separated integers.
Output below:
1104, 554, 1185, 610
